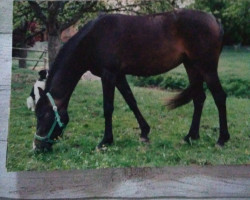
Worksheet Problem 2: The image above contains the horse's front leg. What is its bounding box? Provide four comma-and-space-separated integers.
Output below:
97, 70, 116, 149
116, 75, 150, 142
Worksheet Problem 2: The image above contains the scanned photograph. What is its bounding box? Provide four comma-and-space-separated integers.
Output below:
8, 0, 250, 171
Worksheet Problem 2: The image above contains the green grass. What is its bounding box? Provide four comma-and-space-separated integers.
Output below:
7, 48, 250, 171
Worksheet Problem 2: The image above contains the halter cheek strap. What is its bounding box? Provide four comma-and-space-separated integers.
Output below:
34, 92, 66, 144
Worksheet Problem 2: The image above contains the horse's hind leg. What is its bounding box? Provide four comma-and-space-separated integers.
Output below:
203, 70, 230, 146
116, 75, 150, 142
184, 63, 206, 142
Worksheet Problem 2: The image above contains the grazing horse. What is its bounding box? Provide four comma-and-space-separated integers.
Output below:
34, 9, 230, 151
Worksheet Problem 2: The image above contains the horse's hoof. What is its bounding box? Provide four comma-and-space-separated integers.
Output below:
215, 143, 223, 149
97, 139, 113, 150
192, 134, 200, 140
217, 134, 230, 147
140, 137, 150, 143
216, 139, 228, 147
184, 134, 199, 145
33, 146, 52, 153
96, 144, 107, 152
183, 135, 193, 144
184, 136, 192, 145
216, 140, 225, 147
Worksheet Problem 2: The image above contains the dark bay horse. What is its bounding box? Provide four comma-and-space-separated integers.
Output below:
34, 9, 230, 151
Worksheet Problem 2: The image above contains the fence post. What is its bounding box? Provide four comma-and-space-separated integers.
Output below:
19, 44, 27, 68
12, 47, 48, 70
44, 57, 48, 70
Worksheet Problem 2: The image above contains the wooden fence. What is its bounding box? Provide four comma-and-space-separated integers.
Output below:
12, 47, 48, 70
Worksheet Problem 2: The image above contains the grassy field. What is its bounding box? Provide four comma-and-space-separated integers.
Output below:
7, 48, 250, 171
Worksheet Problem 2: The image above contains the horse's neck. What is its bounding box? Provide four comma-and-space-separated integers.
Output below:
47, 66, 85, 109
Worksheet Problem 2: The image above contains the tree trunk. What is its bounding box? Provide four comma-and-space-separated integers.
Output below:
47, 1, 62, 69
48, 33, 61, 68
19, 43, 27, 68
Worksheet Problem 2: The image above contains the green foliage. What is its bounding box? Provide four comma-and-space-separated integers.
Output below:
13, 1, 41, 30
55, 1, 102, 29
131, 72, 189, 90
220, 77, 249, 98
191, 0, 250, 45
139, 0, 173, 14
222, 0, 250, 45
13, 1, 46, 47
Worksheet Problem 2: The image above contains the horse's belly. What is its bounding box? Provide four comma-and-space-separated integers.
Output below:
121, 52, 183, 76
118, 38, 184, 76
124, 63, 179, 76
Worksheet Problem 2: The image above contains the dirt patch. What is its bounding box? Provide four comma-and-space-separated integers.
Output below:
81, 71, 100, 81
28, 66, 47, 71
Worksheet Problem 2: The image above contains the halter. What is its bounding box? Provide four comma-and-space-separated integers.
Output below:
34, 93, 66, 144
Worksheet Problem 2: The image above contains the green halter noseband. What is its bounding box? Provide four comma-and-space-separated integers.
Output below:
34, 92, 66, 144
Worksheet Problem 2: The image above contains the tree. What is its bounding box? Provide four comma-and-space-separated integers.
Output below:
28, 1, 99, 68
191, 0, 250, 45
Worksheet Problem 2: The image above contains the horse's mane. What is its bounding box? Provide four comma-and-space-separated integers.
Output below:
45, 18, 99, 92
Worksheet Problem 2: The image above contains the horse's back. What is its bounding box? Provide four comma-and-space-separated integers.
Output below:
88, 10, 223, 76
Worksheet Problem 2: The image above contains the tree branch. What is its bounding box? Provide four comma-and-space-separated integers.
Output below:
59, 2, 67, 12
48, 2, 65, 18
92, 1, 151, 14
28, 1, 47, 25
60, 1, 97, 32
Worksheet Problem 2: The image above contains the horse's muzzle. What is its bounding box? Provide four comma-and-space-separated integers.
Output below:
33, 138, 52, 152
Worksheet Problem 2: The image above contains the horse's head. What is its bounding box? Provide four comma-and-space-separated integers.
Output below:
33, 88, 69, 151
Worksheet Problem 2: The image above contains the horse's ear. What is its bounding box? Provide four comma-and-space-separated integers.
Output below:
38, 87, 45, 97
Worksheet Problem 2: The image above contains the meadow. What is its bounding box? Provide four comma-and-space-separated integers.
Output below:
7, 48, 250, 171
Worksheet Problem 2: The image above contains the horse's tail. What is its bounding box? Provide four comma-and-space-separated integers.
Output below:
165, 85, 194, 110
